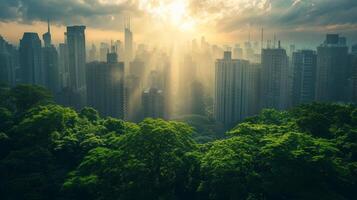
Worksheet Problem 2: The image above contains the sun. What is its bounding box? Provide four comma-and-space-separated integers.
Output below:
138, 0, 196, 31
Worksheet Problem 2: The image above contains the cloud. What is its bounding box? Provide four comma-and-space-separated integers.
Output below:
0, 0, 139, 29
209, 0, 357, 33
0, 0, 356, 36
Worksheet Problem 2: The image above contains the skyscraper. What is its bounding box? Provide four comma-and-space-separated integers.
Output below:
246, 63, 262, 115
88, 44, 97, 62
261, 42, 289, 110
142, 88, 164, 119
99, 42, 109, 62
214, 51, 252, 126
42, 19, 52, 48
124, 17, 133, 66
42, 20, 60, 94
315, 34, 349, 102
233, 44, 243, 59
125, 58, 146, 122
125, 74, 142, 122
0, 35, 18, 86
19, 32, 43, 85
66, 25, 87, 109
292, 50, 317, 106
130, 58, 146, 80
351, 44, 357, 103
86, 51, 125, 118
58, 43, 69, 89
178, 55, 198, 114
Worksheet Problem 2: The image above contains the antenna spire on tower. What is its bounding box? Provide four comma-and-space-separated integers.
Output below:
47, 18, 50, 33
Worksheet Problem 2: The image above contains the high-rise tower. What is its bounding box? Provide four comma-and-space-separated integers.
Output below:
19, 32, 43, 85
261, 42, 289, 110
42, 19, 52, 48
42, 20, 60, 95
292, 50, 317, 106
66, 25, 87, 109
124, 17, 133, 66
214, 51, 258, 127
315, 34, 349, 102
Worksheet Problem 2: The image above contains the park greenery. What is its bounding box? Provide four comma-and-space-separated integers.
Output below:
0, 84, 356, 200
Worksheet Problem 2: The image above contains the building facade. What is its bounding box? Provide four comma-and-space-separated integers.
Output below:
0, 36, 18, 86
261, 45, 289, 110
315, 34, 349, 102
86, 53, 125, 118
214, 51, 254, 126
66, 25, 87, 109
19, 32, 43, 85
292, 50, 317, 106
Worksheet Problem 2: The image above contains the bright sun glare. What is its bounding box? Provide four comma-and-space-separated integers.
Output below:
139, 0, 196, 31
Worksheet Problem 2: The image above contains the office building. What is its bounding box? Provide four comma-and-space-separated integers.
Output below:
315, 34, 349, 102
142, 87, 164, 119
292, 50, 317, 106
66, 25, 87, 109
261, 42, 289, 110
214, 51, 253, 126
351, 44, 357, 103
0, 36, 18, 86
86, 51, 125, 118
19, 32, 43, 85
124, 17, 133, 65
42, 21, 60, 94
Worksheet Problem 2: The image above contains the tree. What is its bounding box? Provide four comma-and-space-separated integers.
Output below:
9, 84, 53, 113
63, 119, 198, 200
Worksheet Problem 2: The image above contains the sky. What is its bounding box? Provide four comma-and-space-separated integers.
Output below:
0, 0, 357, 48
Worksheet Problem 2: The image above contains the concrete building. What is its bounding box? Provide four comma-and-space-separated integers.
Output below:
58, 43, 69, 89
351, 44, 357, 103
261, 43, 289, 110
42, 21, 60, 94
19, 32, 43, 85
66, 25, 87, 109
86, 52, 125, 118
0, 36, 18, 86
125, 75, 142, 122
142, 87, 164, 119
292, 50, 317, 106
124, 17, 133, 66
214, 51, 255, 127
315, 34, 349, 102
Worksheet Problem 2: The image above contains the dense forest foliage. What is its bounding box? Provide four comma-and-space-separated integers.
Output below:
0, 84, 356, 200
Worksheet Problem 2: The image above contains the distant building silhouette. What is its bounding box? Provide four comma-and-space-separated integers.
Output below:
351, 44, 357, 103
88, 44, 97, 62
19, 32, 43, 85
142, 87, 164, 119
125, 74, 142, 122
58, 43, 69, 89
42, 19, 52, 48
124, 17, 133, 66
42, 20, 60, 95
315, 34, 349, 102
66, 25, 87, 109
0, 35, 18, 86
233, 44, 243, 59
86, 51, 124, 118
214, 51, 258, 127
292, 50, 317, 106
261, 42, 289, 110
99, 42, 109, 62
